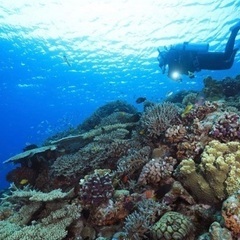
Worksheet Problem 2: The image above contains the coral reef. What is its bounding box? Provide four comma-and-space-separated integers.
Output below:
3, 77, 240, 239
79, 100, 138, 131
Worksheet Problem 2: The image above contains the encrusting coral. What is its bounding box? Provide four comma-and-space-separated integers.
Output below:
222, 190, 240, 236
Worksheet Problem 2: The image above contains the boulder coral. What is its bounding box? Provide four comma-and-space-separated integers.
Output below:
174, 140, 240, 204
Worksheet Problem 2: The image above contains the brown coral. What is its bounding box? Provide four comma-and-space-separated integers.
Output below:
138, 157, 176, 186
222, 191, 240, 236
90, 199, 128, 226
165, 124, 188, 143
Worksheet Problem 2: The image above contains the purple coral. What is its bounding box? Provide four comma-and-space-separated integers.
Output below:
209, 112, 240, 141
140, 102, 180, 138
79, 169, 114, 207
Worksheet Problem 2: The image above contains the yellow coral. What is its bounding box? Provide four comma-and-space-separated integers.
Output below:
175, 140, 240, 204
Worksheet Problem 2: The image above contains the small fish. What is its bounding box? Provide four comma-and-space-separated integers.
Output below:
136, 97, 146, 104
166, 91, 174, 97
20, 179, 28, 185
63, 55, 71, 67
181, 104, 193, 118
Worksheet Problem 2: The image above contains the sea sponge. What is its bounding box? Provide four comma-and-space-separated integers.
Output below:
150, 211, 194, 240
174, 140, 240, 204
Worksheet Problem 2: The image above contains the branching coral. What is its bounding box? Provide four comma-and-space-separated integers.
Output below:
140, 102, 180, 138
209, 112, 240, 142
138, 157, 176, 186
124, 199, 169, 240
116, 146, 151, 176
90, 199, 129, 226
0, 202, 81, 240
50, 138, 134, 180
165, 124, 188, 143
79, 169, 114, 207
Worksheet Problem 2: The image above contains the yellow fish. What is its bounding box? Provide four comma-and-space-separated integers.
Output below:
181, 104, 193, 118
20, 179, 28, 185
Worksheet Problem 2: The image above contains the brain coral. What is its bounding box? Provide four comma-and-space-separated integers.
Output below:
174, 140, 240, 204
150, 211, 194, 240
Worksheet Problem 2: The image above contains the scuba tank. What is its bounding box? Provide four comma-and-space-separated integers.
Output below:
173, 42, 209, 52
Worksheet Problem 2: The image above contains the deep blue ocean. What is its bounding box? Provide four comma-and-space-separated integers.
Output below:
0, 0, 240, 190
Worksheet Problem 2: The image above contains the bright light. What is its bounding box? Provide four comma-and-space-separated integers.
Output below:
171, 71, 181, 80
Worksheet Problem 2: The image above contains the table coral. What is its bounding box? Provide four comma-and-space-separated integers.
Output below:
0, 202, 81, 240
174, 140, 240, 204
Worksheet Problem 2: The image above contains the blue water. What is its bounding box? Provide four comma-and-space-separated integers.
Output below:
0, 0, 240, 190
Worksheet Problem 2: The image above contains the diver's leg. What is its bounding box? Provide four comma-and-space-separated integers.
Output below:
224, 49, 238, 69
225, 21, 240, 58
230, 20, 240, 32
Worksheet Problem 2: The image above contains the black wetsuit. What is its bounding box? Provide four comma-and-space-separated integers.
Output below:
165, 26, 239, 78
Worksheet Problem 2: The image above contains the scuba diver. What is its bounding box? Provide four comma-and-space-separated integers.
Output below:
158, 20, 240, 80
